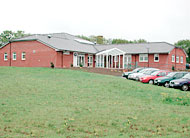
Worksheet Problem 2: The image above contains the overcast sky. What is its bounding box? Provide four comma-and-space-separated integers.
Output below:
0, 0, 189, 44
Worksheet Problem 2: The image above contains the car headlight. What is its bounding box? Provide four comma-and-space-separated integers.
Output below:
175, 82, 180, 85
158, 80, 161, 82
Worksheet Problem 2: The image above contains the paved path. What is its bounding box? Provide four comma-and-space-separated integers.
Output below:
68, 67, 127, 76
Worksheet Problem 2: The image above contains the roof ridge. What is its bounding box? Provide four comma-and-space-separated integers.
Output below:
95, 41, 173, 46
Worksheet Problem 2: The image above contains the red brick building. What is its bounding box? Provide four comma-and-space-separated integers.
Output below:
0, 33, 187, 70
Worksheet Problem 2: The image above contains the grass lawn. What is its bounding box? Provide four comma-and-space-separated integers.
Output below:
0, 67, 190, 138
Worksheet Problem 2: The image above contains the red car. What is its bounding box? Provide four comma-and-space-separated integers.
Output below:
140, 70, 170, 84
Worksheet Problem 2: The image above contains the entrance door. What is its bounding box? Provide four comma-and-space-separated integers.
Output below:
88, 55, 93, 67
77, 55, 85, 67
124, 55, 132, 68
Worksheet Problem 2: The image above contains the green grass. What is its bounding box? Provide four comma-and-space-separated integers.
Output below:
0, 67, 190, 138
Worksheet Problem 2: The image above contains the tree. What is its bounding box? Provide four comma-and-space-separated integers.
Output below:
76, 35, 91, 42
112, 38, 147, 44
77, 35, 147, 45
0, 30, 26, 46
175, 40, 190, 63
137, 39, 147, 43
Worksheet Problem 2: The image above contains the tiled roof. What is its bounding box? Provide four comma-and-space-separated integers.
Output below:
10, 33, 179, 54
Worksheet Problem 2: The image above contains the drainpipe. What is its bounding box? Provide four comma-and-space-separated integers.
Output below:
9, 41, 12, 66
135, 54, 136, 68
62, 51, 63, 68
175, 47, 176, 70
148, 53, 149, 68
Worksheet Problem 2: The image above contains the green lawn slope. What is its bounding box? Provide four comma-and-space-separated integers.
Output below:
0, 67, 190, 137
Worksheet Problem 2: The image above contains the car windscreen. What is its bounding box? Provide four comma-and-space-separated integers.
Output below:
144, 70, 156, 75
132, 68, 142, 73
150, 70, 160, 76
182, 73, 190, 79
139, 69, 148, 73
166, 72, 176, 77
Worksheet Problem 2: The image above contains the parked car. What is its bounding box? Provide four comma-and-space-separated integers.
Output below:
140, 70, 169, 84
122, 68, 144, 79
135, 69, 159, 81
128, 68, 157, 80
186, 63, 190, 69
154, 72, 188, 87
170, 73, 190, 91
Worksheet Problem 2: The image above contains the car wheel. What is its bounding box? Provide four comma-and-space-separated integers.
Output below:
149, 80, 154, 84
181, 84, 189, 91
164, 82, 170, 88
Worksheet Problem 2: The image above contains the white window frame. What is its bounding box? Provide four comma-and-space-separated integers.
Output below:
77, 54, 85, 67
176, 56, 179, 63
13, 52, 16, 60
22, 52, 26, 60
88, 55, 93, 67
154, 54, 159, 62
139, 54, 148, 62
172, 55, 175, 62
4, 53, 8, 61
181, 56, 183, 63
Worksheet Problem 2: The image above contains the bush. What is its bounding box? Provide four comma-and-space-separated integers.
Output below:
50, 62, 54, 69
79, 64, 83, 67
172, 66, 175, 71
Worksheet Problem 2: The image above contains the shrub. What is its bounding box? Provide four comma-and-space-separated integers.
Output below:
50, 62, 54, 69
79, 64, 83, 67
172, 66, 175, 71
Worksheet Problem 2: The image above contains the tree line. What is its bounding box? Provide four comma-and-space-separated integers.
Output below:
76, 35, 147, 44
0, 30, 190, 63
0, 30, 27, 46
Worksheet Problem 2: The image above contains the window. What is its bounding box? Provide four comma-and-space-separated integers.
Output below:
176, 56, 179, 63
160, 72, 166, 76
77, 54, 85, 67
4, 53, 8, 61
13, 52, 16, 60
124, 55, 132, 68
172, 55, 175, 62
176, 73, 184, 79
154, 54, 159, 62
181, 56, 183, 63
139, 54, 148, 62
88, 55, 93, 67
22, 52, 26, 60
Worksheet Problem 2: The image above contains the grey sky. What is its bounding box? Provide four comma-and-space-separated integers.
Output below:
0, 0, 189, 44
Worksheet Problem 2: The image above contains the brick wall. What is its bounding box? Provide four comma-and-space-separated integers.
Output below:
0, 41, 57, 68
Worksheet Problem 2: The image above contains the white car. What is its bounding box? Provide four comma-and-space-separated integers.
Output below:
135, 69, 159, 81
128, 68, 158, 80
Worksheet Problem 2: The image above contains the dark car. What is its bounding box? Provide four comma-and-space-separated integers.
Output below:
169, 73, 190, 91
122, 68, 144, 79
154, 72, 188, 88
